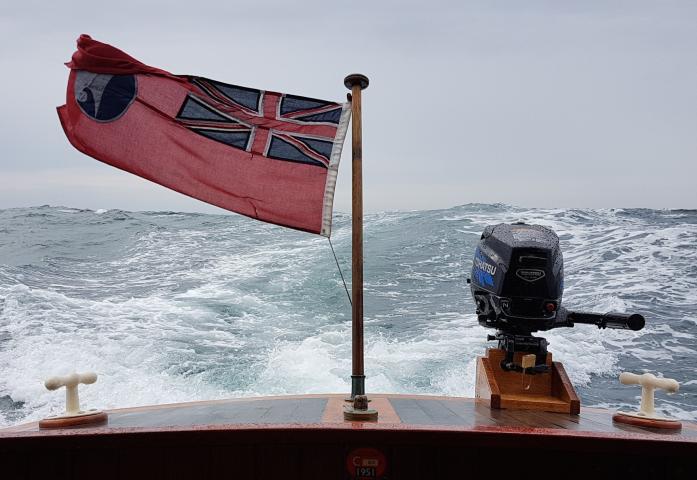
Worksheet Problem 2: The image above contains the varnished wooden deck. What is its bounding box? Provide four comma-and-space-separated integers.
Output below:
1, 395, 696, 479
2, 394, 695, 441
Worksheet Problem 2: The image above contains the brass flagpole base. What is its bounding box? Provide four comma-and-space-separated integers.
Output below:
343, 395, 378, 422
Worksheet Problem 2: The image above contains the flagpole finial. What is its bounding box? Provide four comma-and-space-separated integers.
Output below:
344, 73, 369, 90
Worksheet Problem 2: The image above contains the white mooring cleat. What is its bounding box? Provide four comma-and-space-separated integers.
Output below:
613, 372, 681, 430
40, 372, 107, 429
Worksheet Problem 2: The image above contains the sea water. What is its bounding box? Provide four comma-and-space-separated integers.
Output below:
0, 204, 695, 427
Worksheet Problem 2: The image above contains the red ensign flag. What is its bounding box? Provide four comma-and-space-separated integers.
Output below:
58, 35, 350, 236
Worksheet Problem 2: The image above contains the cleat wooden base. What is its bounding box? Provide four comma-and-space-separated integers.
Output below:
39, 410, 108, 429
613, 412, 682, 430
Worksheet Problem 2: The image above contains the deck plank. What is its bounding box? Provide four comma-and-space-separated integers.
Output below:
415, 398, 476, 426
107, 398, 327, 428
390, 398, 468, 426
438, 399, 500, 427
521, 410, 590, 431
491, 408, 563, 429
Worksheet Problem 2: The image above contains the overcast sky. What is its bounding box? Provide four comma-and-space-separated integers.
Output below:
1, 0, 695, 213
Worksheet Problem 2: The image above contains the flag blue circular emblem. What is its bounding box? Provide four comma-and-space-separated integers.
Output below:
74, 71, 137, 122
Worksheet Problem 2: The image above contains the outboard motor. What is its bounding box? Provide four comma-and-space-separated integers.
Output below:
469, 223, 645, 373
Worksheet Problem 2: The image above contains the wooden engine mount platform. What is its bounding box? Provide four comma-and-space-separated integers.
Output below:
476, 348, 580, 414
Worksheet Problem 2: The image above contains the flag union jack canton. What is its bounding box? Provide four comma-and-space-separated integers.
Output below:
58, 35, 350, 236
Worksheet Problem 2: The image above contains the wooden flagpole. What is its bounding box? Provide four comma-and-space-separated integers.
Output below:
343, 73, 377, 420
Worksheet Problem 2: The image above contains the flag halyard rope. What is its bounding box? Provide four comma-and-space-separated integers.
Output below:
328, 237, 352, 307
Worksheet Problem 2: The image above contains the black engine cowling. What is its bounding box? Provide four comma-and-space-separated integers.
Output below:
470, 223, 564, 334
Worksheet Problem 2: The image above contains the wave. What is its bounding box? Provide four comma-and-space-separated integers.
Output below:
1, 204, 695, 426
